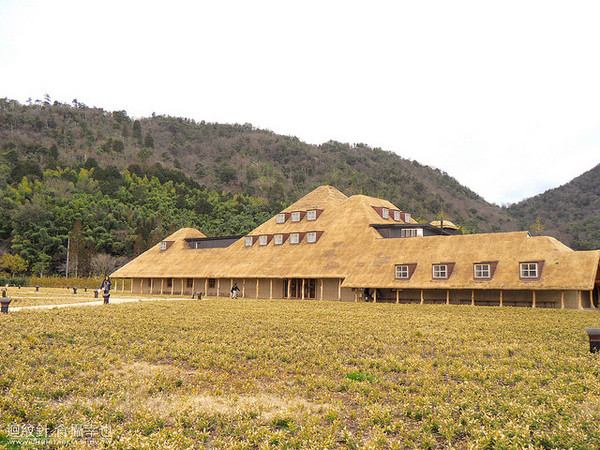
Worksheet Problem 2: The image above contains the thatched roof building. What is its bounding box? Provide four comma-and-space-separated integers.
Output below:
111, 185, 600, 309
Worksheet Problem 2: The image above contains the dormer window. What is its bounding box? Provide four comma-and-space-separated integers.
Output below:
432, 263, 455, 280
276, 213, 287, 224
291, 212, 301, 222
245, 236, 254, 247
160, 241, 173, 251
393, 210, 401, 222
306, 232, 317, 243
520, 261, 543, 280
306, 210, 317, 221
474, 263, 491, 279
382, 208, 389, 219
274, 234, 283, 245
259, 235, 268, 246
404, 213, 411, 223
290, 233, 300, 244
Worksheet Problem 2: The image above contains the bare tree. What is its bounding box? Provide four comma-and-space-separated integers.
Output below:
90, 253, 129, 276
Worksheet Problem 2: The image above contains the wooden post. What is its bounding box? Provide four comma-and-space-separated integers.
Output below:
192, 278, 195, 296
373, 288, 377, 303
532, 290, 536, 309
579, 290, 583, 309
320, 279, 323, 300
287, 279, 291, 299
171, 279, 174, 295
301, 279, 305, 300
420, 289, 424, 305
230, 279, 233, 297
354, 289, 358, 302
256, 279, 260, 299
151, 278, 154, 294
499, 290, 503, 307
130, 278, 133, 293
561, 291, 565, 309
161, 278, 164, 295
471, 290, 475, 306
338, 279, 342, 301
396, 289, 399, 304
181, 278, 184, 295
205, 279, 208, 297
270, 279, 273, 299
590, 291, 596, 310
217, 279, 220, 297
242, 279, 246, 298
446, 290, 450, 305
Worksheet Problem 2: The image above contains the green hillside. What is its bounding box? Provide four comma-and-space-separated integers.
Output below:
0, 96, 596, 276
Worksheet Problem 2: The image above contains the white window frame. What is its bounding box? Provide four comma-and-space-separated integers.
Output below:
276, 213, 286, 224
395, 265, 409, 279
259, 235, 268, 246
274, 234, 283, 245
432, 264, 448, 279
306, 232, 317, 243
520, 262, 538, 279
289, 233, 299, 244
306, 210, 317, 221
404, 213, 411, 223
291, 212, 301, 222
474, 263, 491, 279
160, 241, 167, 251
244, 236, 253, 247
393, 210, 401, 222
381, 207, 389, 219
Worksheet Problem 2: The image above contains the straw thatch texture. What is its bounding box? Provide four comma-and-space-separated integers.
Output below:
111, 186, 600, 292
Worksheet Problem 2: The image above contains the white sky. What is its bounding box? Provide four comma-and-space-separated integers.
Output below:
1, 0, 599, 205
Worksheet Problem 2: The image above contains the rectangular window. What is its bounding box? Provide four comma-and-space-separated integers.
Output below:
208, 278, 216, 288
290, 233, 299, 244
291, 212, 301, 222
433, 264, 448, 279
244, 236, 253, 247
401, 229, 421, 238
276, 213, 286, 224
474, 263, 491, 279
259, 235, 268, 246
306, 210, 317, 221
306, 232, 317, 243
395, 265, 409, 279
520, 262, 538, 279
274, 234, 283, 245
404, 213, 411, 223
393, 210, 401, 222
382, 207, 389, 219
160, 241, 167, 251
186, 278, 193, 288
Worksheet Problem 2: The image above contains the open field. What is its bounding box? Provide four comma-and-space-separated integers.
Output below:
1, 297, 600, 449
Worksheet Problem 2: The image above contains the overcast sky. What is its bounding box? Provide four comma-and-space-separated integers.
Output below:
1, 0, 599, 205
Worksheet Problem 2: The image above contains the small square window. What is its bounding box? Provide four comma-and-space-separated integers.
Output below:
395, 265, 409, 279
520, 262, 538, 279
382, 207, 389, 219
393, 210, 401, 222
290, 233, 299, 244
274, 234, 283, 245
307, 210, 317, 221
291, 212, 301, 222
276, 213, 286, 224
245, 236, 253, 247
259, 235, 268, 246
474, 264, 491, 279
306, 232, 317, 243
433, 264, 448, 279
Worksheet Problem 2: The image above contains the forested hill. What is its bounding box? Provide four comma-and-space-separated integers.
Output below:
507, 163, 600, 250
0, 97, 594, 275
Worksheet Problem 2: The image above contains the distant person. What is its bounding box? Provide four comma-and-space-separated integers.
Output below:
100, 276, 111, 294
231, 283, 240, 298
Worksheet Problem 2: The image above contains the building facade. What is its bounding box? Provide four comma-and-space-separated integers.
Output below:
111, 186, 600, 310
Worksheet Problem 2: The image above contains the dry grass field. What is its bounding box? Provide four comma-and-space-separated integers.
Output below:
1, 294, 600, 449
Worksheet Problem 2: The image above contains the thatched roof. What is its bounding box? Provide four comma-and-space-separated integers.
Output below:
112, 186, 600, 291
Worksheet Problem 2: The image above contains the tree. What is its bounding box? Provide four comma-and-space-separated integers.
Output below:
90, 253, 128, 276
530, 217, 546, 236
0, 253, 29, 277
144, 133, 154, 148
132, 120, 143, 144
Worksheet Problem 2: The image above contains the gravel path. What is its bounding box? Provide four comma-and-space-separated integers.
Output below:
9, 296, 197, 311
